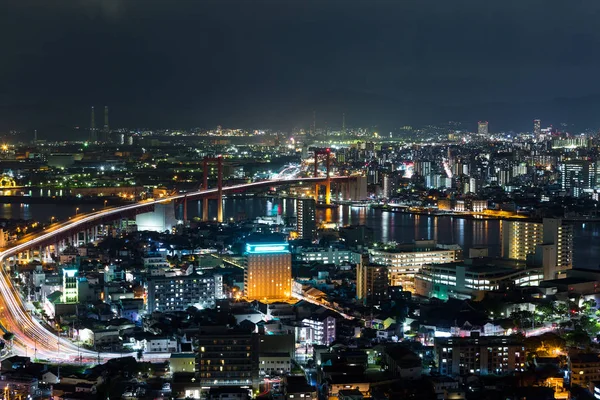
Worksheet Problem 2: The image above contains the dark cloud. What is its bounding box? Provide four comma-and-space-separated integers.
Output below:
1, 0, 600, 136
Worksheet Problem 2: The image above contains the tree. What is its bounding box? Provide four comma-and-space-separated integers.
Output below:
535, 303, 556, 322
565, 329, 591, 348
581, 299, 597, 317
511, 310, 535, 330
3, 332, 14, 349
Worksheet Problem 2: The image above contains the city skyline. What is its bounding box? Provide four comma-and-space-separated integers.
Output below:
3, 1, 600, 134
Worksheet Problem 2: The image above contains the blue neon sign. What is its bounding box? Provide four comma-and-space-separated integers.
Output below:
245, 243, 290, 254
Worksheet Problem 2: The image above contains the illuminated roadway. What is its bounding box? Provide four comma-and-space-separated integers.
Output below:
0, 177, 351, 363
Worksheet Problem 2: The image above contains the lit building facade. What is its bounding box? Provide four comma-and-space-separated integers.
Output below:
560, 160, 592, 197
296, 199, 316, 241
356, 258, 389, 304
244, 242, 292, 301
62, 267, 79, 303
415, 262, 543, 300
147, 273, 222, 312
534, 119, 541, 137
298, 247, 361, 265
369, 241, 461, 292
500, 218, 573, 279
435, 336, 525, 376
478, 121, 489, 135
299, 315, 336, 345
195, 330, 258, 388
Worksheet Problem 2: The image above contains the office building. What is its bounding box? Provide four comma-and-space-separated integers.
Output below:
435, 336, 525, 376
415, 261, 543, 300
478, 121, 489, 135
195, 328, 258, 388
244, 242, 292, 301
356, 256, 389, 304
147, 272, 222, 312
369, 240, 462, 292
500, 218, 573, 279
296, 199, 316, 241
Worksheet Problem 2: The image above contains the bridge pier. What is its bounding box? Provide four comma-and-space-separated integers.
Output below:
313, 148, 332, 205
325, 151, 331, 205
202, 156, 224, 222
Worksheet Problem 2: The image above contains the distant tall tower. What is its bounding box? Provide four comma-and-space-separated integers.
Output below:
477, 121, 489, 135
342, 113, 346, 134
103, 106, 110, 142
104, 106, 109, 132
33, 130, 37, 143
534, 119, 541, 137
90, 106, 97, 142
312, 110, 316, 136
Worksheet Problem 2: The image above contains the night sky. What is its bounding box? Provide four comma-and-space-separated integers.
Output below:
2, 0, 600, 136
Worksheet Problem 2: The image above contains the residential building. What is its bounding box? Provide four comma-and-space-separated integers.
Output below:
382, 345, 422, 380
300, 315, 336, 345
258, 352, 291, 376
147, 272, 222, 312
195, 329, 258, 388
356, 257, 389, 304
500, 218, 573, 279
435, 336, 526, 376
570, 353, 600, 387
170, 353, 196, 373
283, 376, 317, 400
296, 199, 316, 241
244, 242, 292, 301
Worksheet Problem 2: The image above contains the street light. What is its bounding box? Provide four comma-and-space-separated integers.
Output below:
50, 216, 55, 224
75, 207, 79, 215
104, 200, 108, 209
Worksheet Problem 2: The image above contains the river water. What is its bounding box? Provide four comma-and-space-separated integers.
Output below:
3, 196, 600, 269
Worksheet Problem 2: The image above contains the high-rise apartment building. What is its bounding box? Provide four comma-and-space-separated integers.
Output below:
478, 121, 489, 135
414, 161, 432, 177
356, 255, 389, 304
500, 218, 573, 279
147, 272, 222, 312
533, 119, 541, 137
296, 199, 316, 241
244, 242, 292, 301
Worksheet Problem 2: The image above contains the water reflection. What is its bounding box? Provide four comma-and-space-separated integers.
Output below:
0, 196, 597, 269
